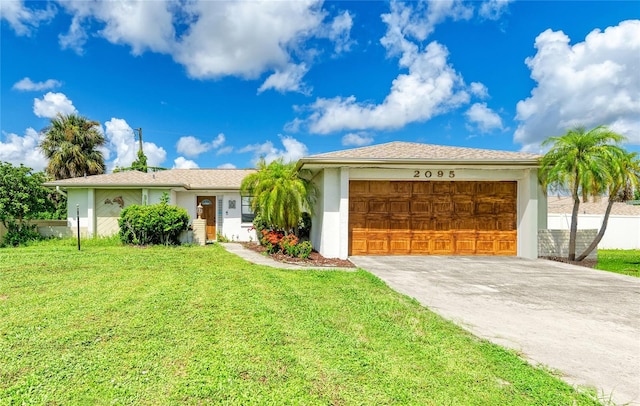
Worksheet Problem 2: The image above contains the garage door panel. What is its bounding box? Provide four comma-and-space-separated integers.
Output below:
349, 180, 517, 256
390, 200, 411, 213
454, 232, 477, 255
411, 200, 431, 214
369, 200, 388, 213
432, 182, 452, 194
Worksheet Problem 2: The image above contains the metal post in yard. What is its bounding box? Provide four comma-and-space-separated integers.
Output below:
76, 204, 81, 251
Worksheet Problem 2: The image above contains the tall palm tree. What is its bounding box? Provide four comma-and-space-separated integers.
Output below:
39, 113, 106, 180
576, 151, 640, 261
241, 158, 317, 233
540, 125, 626, 261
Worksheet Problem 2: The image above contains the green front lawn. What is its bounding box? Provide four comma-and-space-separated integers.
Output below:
1, 239, 598, 405
596, 249, 640, 277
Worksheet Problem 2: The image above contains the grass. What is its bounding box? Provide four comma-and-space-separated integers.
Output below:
596, 249, 640, 277
0, 239, 600, 405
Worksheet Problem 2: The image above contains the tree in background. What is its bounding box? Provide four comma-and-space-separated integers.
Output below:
0, 162, 55, 246
539, 125, 635, 261
241, 158, 317, 234
40, 113, 106, 180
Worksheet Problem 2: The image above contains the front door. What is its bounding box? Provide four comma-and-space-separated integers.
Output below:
197, 196, 216, 241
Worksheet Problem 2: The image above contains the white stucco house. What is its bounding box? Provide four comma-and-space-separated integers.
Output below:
44, 169, 259, 244
45, 141, 546, 259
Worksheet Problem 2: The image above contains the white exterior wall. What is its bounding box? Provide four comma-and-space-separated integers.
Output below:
315, 165, 541, 260
547, 214, 640, 249
516, 169, 539, 259
66, 189, 91, 237
311, 168, 346, 259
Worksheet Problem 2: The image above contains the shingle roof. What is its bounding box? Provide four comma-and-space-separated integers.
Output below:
548, 196, 640, 216
44, 169, 256, 190
304, 141, 541, 161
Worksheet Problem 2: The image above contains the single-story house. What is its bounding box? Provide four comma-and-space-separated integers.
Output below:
44, 169, 259, 244
45, 141, 546, 259
547, 196, 640, 249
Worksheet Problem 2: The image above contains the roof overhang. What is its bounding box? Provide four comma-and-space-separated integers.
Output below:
297, 157, 541, 172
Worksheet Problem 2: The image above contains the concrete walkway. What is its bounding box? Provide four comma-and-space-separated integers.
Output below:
350, 256, 640, 405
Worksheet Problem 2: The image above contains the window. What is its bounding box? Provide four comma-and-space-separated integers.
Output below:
241, 196, 255, 223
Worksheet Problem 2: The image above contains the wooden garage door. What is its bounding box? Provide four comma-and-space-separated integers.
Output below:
349, 181, 517, 256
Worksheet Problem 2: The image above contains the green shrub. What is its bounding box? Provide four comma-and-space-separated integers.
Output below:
118, 202, 189, 246
280, 234, 299, 257
297, 241, 313, 259
1, 221, 41, 247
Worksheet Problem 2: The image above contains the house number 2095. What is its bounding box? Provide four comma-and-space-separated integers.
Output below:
413, 170, 455, 178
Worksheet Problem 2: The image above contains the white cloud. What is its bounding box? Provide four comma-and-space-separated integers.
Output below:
342, 132, 374, 146
0, 128, 46, 171
515, 20, 640, 150
217, 163, 237, 169
478, 0, 513, 21
301, 41, 469, 134
217, 146, 234, 155
0, 0, 55, 36
33, 92, 77, 118
326, 10, 355, 54
380, 0, 473, 58
173, 1, 323, 80
57, 0, 175, 55
173, 157, 199, 169
465, 103, 503, 132
104, 118, 166, 170
258, 63, 311, 95
240, 136, 308, 164
13, 77, 61, 91
469, 82, 489, 99
175, 133, 226, 158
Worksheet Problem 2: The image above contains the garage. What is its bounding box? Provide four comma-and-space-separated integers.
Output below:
349, 180, 517, 256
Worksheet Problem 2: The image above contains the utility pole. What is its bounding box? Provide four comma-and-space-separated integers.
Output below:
134, 128, 143, 153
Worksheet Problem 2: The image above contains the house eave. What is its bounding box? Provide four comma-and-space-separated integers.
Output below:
297, 157, 541, 171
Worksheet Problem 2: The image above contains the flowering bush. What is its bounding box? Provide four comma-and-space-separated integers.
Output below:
279, 234, 299, 257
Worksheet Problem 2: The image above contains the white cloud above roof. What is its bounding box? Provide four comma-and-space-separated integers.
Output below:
342, 132, 374, 147
515, 20, 640, 151
105, 118, 166, 170
0, 128, 46, 171
240, 136, 308, 165
173, 157, 199, 169
176, 133, 226, 158
0, 0, 55, 36
33, 92, 77, 118
465, 103, 503, 133
13, 77, 61, 92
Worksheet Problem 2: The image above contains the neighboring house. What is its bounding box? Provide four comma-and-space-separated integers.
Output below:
45, 141, 546, 259
44, 169, 258, 243
547, 196, 640, 250
297, 142, 545, 259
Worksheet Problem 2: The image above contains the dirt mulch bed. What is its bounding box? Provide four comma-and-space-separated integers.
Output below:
241, 242, 355, 268
540, 256, 597, 269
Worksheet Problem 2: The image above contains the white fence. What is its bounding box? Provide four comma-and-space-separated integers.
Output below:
547, 214, 640, 250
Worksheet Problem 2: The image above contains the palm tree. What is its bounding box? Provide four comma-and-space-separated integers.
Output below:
241, 158, 317, 233
575, 151, 640, 261
540, 125, 626, 261
39, 113, 106, 180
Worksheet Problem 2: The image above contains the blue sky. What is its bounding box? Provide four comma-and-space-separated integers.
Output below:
1, 0, 639, 171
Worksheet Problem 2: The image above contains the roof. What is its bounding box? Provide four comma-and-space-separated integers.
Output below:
298, 141, 540, 167
548, 196, 640, 216
44, 169, 256, 190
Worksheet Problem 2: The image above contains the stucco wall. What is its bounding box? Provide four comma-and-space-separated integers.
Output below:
547, 214, 640, 250
538, 229, 598, 260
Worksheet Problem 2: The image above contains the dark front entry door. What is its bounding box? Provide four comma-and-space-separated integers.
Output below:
197, 196, 216, 241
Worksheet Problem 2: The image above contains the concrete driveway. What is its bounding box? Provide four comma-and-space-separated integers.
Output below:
350, 256, 640, 405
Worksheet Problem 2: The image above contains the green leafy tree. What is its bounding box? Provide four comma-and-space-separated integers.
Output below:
0, 162, 53, 246
130, 149, 148, 172
241, 158, 317, 234
540, 125, 630, 261
40, 113, 106, 180
576, 151, 640, 261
